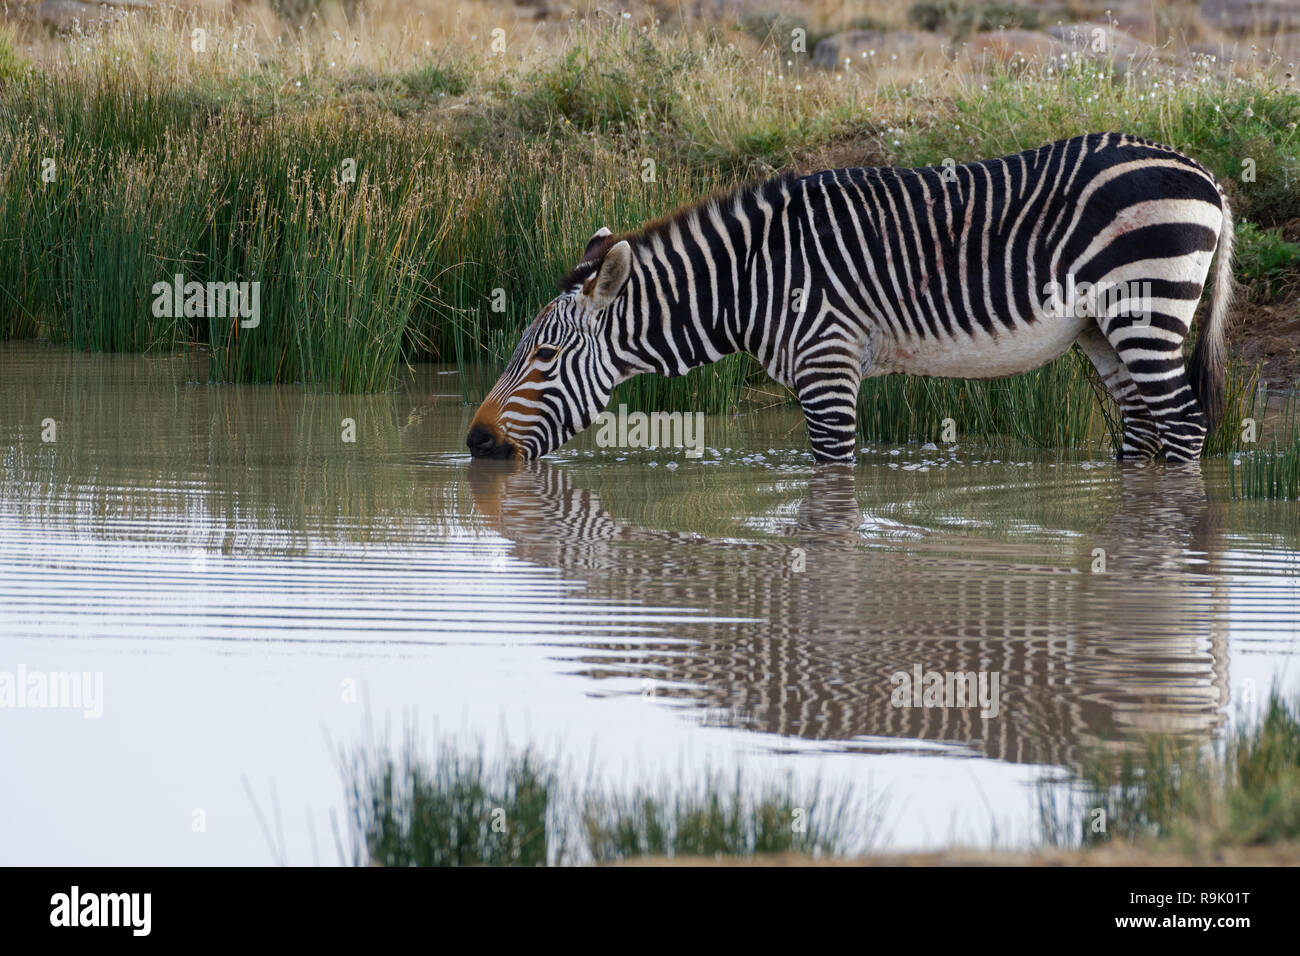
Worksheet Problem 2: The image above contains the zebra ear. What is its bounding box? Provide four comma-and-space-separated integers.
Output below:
583, 240, 632, 310
556, 230, 618, 293
582, 227, 612, 259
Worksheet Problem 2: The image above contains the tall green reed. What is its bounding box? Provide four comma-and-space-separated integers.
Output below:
1231, 392, 1300, 499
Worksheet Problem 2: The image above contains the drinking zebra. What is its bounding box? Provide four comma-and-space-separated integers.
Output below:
467, 132, 1234, 464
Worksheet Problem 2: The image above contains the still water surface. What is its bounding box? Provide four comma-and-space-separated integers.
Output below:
1, 343, 1297, 863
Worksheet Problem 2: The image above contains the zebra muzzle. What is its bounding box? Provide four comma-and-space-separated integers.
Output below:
467, 423, 517, 460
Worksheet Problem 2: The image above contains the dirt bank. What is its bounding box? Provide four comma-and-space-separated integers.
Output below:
615, 842, 1300, 865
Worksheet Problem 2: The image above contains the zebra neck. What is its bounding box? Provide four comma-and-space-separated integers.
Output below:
613, 228, 747, 378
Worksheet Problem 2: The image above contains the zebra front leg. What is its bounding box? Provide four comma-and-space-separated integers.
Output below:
795, 366, 861, 464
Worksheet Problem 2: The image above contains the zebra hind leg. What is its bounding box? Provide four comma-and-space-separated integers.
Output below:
795, 366, 861, 464
1075, 327, 1162, 459
1101, 314, 1208, 463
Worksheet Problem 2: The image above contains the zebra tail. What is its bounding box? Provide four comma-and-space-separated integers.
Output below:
1189, 190, 1235, 432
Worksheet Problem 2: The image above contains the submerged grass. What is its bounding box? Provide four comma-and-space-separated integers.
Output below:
1041, 690, 1300, 852
344, 734, 876, 865
2, 13, 1298, 438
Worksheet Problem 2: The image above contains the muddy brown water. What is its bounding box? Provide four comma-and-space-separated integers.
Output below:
1, 342, 1297, 863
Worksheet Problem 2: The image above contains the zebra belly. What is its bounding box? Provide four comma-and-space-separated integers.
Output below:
871, 313, 1089, 380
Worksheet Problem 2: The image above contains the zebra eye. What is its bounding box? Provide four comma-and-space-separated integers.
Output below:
534, 346, 559, 363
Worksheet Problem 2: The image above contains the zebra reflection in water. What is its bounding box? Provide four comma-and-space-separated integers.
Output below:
467, 460, 1228, 767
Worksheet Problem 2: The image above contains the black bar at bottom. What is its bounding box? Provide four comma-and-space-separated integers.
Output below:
2, 864, 1282, 943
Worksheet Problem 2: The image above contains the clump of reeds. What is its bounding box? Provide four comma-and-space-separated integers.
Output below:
581, 770, 866, 862
345, 736, 557, 866
1231, 394, 1300, 499
343, 733, 877, 865
1040, 690, 1300, 851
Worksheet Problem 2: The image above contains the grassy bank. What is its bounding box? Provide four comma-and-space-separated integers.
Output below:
344, 691, 1300, 865
1042, 691, 1300, 853
1, 9, 1298, 447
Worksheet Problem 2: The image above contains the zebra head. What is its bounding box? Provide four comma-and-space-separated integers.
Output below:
467, 227, 634, 460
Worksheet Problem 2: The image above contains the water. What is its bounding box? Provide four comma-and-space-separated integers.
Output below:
1, 342, 1297, 864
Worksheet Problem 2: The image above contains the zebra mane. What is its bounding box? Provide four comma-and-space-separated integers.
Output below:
554, 171, 800, 292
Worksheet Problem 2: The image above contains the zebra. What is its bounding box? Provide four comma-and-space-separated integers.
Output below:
467, 132, 1234, 464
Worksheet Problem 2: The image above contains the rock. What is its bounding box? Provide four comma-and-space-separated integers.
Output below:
1186, 33, 1300, 70
958, 29, 1069, 69
1044, 22, 1160, 75
1201, 0, 1300, 35
37, 0, 151, 30
1252, 31, 1300, 66
37, 0, 105, 29
1045, 22, 1144, 55
1105, 6, 1162, 45
811, 29, 951, 71
1184, 40, 1236, 68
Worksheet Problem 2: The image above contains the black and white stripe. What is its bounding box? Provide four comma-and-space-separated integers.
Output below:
469, 133, 1233, 463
